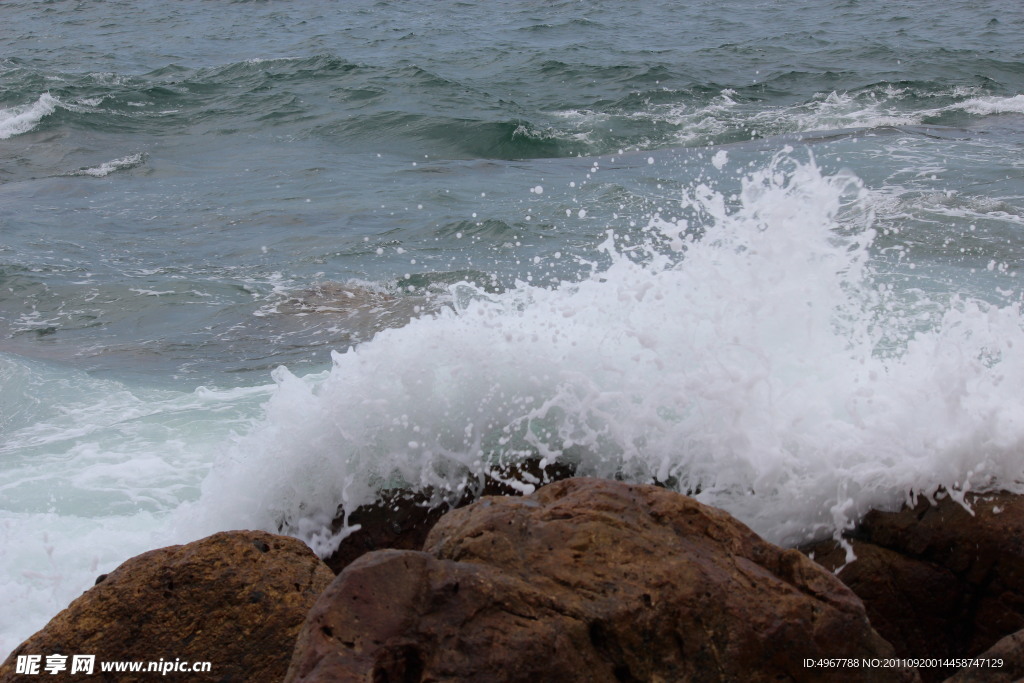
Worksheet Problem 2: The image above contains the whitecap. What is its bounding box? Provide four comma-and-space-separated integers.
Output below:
952, 93, 1024, 115
0, 93, 58, 140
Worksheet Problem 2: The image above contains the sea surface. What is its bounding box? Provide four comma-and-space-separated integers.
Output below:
3, 0, 1024, 655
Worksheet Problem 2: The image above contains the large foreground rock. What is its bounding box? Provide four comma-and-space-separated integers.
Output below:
287, 478, 914, 682
944, 627, 1024, 682
805, 491, 1024, 681
1, 530, 333, 682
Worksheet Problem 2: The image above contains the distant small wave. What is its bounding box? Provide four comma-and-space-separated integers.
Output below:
567, 86, 1024, 151
952, 94, 1024, 115
318, 114, 585, 159
68, 152, 146, 177
0, 93, 58, 139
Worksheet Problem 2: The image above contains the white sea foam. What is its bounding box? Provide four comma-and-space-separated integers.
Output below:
952, 94, 1024, 115
70, 152, 146, 178
624, 89, 1024, 146
0, 93, 58, 139
656, 90, 741, 143
767, 90, 927, 131
0, 355, 273, 655
753, 90, 1024, 135
176, 154, 1024, 560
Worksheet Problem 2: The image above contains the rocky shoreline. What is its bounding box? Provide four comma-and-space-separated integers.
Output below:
3, 477, 1023, 682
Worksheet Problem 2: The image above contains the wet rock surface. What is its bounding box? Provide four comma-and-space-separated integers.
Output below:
323, 457, 576, 573
803, 491, 1024, 683
943, 627, 1024, 682
288, 477, 911, 682
0, 530, 333, 683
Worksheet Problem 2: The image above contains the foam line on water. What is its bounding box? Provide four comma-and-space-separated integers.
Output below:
605, 89, 1024, 147
953, 94, 1024, 115
67, 152, 146, 177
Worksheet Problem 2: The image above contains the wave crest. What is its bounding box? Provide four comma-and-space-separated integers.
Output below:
0, 92, 58, 139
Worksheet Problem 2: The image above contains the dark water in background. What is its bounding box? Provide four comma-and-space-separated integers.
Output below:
2, 0, 1024, 653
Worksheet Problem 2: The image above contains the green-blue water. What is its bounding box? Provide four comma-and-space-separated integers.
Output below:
2, 0, 1024, 656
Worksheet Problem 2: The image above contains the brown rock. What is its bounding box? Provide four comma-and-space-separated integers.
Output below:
804, 490, 1024, 681
944, 628, 1024, 682
323, 457, 576, 574
1, 530, 333, 683
288, 478, 914, 682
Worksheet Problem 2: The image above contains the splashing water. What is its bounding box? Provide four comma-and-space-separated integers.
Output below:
175, 153, 1024, 553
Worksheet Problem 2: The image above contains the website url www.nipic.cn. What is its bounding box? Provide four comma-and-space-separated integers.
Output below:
15, 654, 213, 676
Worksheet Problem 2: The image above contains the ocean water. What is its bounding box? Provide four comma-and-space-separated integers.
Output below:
3, 0, 1024, 655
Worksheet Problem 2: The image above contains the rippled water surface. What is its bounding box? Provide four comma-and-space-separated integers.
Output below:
2, 0, 1024, 655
